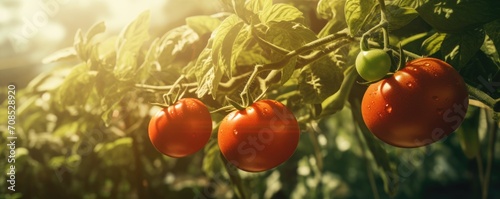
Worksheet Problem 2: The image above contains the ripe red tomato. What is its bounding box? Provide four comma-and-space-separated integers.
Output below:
361, 58, 469, 148
148, 98, 212, 158
218, 100, 300, 172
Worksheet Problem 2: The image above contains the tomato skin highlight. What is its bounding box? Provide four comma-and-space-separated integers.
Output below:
218, 100, 300, 172
148, 98, 212, 158
361, 58, 469, 148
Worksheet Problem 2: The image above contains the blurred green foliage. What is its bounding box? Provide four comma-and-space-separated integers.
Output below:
1, 0, 500, 198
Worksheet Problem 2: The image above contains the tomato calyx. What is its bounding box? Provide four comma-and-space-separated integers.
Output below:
226, 96, 246, 111
222, 87, 270, 112
149, 76, 189, 108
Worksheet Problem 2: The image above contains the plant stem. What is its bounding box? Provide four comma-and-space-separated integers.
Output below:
220, 153, 247, 199
131, 133, 149, 199
377, 0, 387, 15
240, 64, 264, 106
251, 27, 290, 54
320, 65, 358, 117
466, 83, 500, 112
482, 112, 498, 199
253, 26, 349, 58
299, 39, 353, 67
135, 82, 198, 91
353, 123, 380, 199
307, 123, 324, 172
360, 21, 388, 51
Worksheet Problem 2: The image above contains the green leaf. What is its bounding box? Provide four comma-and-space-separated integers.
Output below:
317, 0, 347, 38
484, 19, 500, 55
229, 26, 252, 74
317, 0, 346, 20
211, 15, 245, 77
457, 106, 480, 159
49, 156, 67, 169
264, 21, 317, 84
344, 0, 377, 36
85, 21, 106, 42
42, 47, 77, 64
186, 15, 222, 36
137, 38, 160, 83
416, 0, 500, 33
459, 51, 500, 97
74, 29, 86, 60
264, 21, 318, 53
421, 32, 446, 56
158, 25, 200, 67
56, 63, 95, 107
281, 57, 298, 85
72, 21, 106, 62
202, 139, 223, 178
228, 0, 251, 23
299, 56, 343, 104
246, 0, 272, 15
195, 41, 214, 83
441, 28, 485, 69
394, 0, 428, 8
114, 11, 151, 81
260, 3, 304, 24
386, 5, 419, 31
197, 67, 224, 99
53, 121, 80, 137
94, 137, 133, 166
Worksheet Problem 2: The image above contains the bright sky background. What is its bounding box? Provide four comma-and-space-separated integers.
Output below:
0, 0, 221, 71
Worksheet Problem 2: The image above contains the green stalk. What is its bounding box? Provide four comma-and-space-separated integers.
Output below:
482, 113, 498, 199
220, 153, 247, 199
353, 123, 380, 199
466, 83, 500, 112
320, 65, 358, 117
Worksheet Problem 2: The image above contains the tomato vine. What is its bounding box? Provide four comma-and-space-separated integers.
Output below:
4, 0, 500, 198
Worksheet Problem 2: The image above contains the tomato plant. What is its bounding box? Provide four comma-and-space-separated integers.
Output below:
361, 58, 469, 147
355, 49, 392, 82
2, 0, 500, 198
148, 98, 212, 158
218, 100, 300, 172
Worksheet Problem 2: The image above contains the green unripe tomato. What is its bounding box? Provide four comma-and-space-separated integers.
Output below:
355, 49, 392, 82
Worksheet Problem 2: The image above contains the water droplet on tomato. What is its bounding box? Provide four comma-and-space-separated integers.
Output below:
432, 96, 439, 101
413, 68, 418, 71
424, 63, 430, 66
233, 129, 238, 135
385, 104, 392, 113
263, 108, 270, 116
433, 73, 438, 77
406, 82, 413, 88
378, 112, 383, 117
